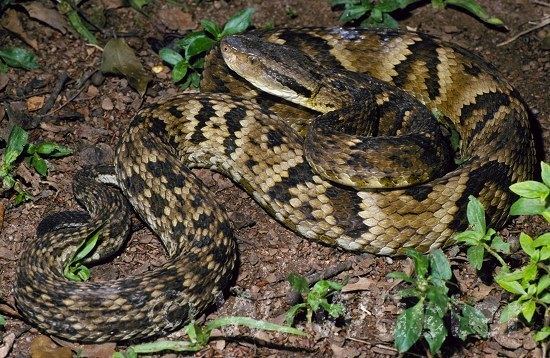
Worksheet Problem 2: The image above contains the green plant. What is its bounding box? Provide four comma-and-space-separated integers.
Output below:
113, 316, 305, 357
390, 249, 488, 354
0, 313, 5, 328
63, 230, 101, 282
330, 0, 503, 28
285, 273, 345, 326
455, 162, 550, 347
159, 7, 254, 89
0, 126, 72, 204
0, 47, 39, 73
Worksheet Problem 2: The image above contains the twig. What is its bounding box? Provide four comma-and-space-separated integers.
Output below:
37, 72, 70, 115
45, 71, 96, 116
497, 16, 550, 46
531, 0, 550, 6
305, 260, 353, 285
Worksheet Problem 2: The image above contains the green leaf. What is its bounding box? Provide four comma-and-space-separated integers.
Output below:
534, 326, 550, 342
457, 304, 488, 340
429, 249, 452, 282
387, 271, 414, 283
340, 5, 371, 22
499, 300, 521, 323
467, 244, 485, 270
2, 125, 28, 170
534, 233, 550, 248
13, 188, 31, 205
423, 304, 447, 354
466, 195, 486, 234
0, 61, 8, 73
2, 175, 15, 190
519, 232, 536, 257
426, 287, 449, 317
309, 279, 343, 299
0, 47, 39, 70
64, 8, 98, 44
540, 293, 550, 304
28, 142, 72, 157
541, 246, 550, 261
376, 0, 417, 12
201, 19, 222, 38
496, 278, 527, 295
405, 248, 429, 277
319, 301, 345, 318
128, 0, 150, 10
0, 314, 4, 327
30, 154, 48, 176
510, 181, 549, 200
444, 0, 504, 26
510, 197, 546, 216
537, 274, 550, 295
490, 235, 510, 254
205, 316, 306, 337
541, 162, 550, 188
520, 299, 536, 322
454, 230, 483, 245
397, 287, 422, 298
159, 48, 184, 66
63, 230, 100, 282
542, 210, 550, 223
394, 301, 424, 353
521, 260, 538, 285
220, 8, 255, 38
101, 38, 151, 96
172, 61, 188, 83
184, 34, 215, 60
288, 273, 309, 293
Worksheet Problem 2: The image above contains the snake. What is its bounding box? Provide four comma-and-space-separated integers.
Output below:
15, 28, 535, 342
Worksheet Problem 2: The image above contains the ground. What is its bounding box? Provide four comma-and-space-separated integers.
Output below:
0, 0, 548, 357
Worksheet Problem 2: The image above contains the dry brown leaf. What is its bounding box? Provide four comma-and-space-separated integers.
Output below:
76, 343, 117, 358
30, 335, 72, 358
26, 95, 45, 111
471, 283, 493, 301
157, 7, 197, 31
342, 277, 375, 293
1, 9, 38, 50
23, 2, 69, 34
101, 39, 150, 96
0, 332, 15, 358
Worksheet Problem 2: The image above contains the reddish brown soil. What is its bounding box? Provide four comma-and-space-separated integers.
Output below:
0, 0, 548, 357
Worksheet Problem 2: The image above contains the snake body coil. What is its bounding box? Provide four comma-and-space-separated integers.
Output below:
15, 28, 535, 342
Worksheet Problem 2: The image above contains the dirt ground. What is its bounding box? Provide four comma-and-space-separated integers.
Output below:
0, 0, 548, 357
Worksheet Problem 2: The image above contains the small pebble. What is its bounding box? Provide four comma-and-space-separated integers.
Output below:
101, 97, 114, 111
91, 71, 105, 86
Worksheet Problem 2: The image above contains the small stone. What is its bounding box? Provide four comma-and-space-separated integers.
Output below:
86, 85, 99, 97
91, 71, 105, 86
101, 97, 114, 111
26, 95, 45, 111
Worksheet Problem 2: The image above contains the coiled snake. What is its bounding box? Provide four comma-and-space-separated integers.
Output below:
15, 28, 535, 342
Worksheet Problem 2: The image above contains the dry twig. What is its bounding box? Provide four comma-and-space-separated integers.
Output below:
497, 16, 550, 46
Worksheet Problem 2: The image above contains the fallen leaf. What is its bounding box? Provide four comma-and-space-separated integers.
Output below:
342, 277, 375, 293
101, 97, 114, 110
26, 95, 45, 111
0, 332, 15, 358
157, 7, 197, 31
0, 9, 38, 50
76, 343, 117, 358
30, 335, 72, 358
101, 39, 150, 96
23, 2, 69, 34
471, 283, 493, 301
330, 343, 361, 358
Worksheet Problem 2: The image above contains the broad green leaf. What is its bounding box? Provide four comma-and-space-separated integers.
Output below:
2, 175, 15, 190
534, 233, 550, 248
521, 260, 538, 285
534, 326, 550, 342
319, 301, 345, 318
310, 279, 343, 298
510, 197, 546, 216
426, 287, 449, 317
0, 61, 8, 73
172, 61, 188, 83
444, 0, 504, 25
13, 188, 30, 205
394, 301, 424, 353
541, 162, 550, 187
288, 273, 309, 293
0, 47, 39, 70
467, 244, 485, 270
537, 274, 550, 295
0, 314, 5, 326
509, 181, 549, 200
496, 278, 527, 295
454, 230, 482, 245
2, 125, 28, 169
285, 303, 307, 326
519, 232, 536, 257
541, 246, 550, 260
28, 142, 72, 157
540, 293, 550, 304
457, 304, 488, 340
101, 38, 151, 96
376, 0, 417, 12
520, 299, 536, 322
499, 300, 522, 322
201, 19, 222, 38
423, 304, 447, 353
466, 195, 486, 234
397, 287, 422, 298
429, 249, 452, 282
159, 48, 184, 66
340, 5, 371, 22
220, 8, 255, 38
405, 248, 429, 277
184, 34, 215, 60
490, 235, 510, 254
64, 7, 98, 44
30, 154, 48, 176
543, 210, 550, 222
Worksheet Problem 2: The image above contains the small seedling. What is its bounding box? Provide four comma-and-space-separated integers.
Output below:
63, 230, 101, 282
159, 8, 254, 89
330, 0, 503, 28
113, 316, 305, 357
0, 47, 39, 73
390, 249, 488, 354
285, 273, 345, 326
0, 125, 72, 204
509, 161, 550, 221
454, 196, 510, 269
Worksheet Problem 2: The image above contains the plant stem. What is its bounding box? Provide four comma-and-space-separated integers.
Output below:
483, 243, 508, 268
